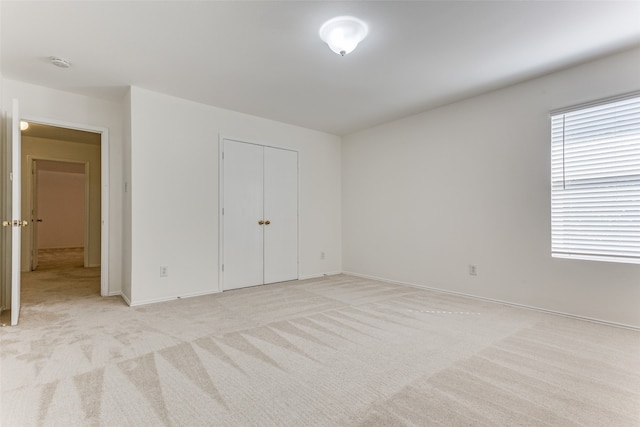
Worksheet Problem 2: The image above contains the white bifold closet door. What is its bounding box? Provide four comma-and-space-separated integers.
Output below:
222, 139, 298, 290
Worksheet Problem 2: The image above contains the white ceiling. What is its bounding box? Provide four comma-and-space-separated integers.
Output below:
2, 1, 640, 135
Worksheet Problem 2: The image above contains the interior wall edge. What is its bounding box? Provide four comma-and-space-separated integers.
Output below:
118, 292, 131, 307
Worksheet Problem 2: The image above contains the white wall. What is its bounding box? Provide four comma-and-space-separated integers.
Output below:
37, 170, 85, 249
342, 47, 640, 328
1, 79, 124, 294
127, 87, 341, 305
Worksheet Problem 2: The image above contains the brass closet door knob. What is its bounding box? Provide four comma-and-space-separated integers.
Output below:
258, 220, 265, 225
265, 220, 270, 225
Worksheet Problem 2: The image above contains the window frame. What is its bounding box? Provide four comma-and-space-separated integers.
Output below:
550, 91, 640, 265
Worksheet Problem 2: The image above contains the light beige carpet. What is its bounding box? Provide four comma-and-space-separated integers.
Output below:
1, 260, 639, 426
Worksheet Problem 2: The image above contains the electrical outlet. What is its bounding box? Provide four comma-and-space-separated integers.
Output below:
321, 251, 325, 260
160, 266, 169, 277
469, 265, 478, 276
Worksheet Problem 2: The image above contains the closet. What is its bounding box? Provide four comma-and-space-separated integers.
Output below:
221, 139, 298, 290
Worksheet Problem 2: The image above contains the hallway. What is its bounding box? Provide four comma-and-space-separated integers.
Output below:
24, 248, 100, 304
0, 249, 102, 326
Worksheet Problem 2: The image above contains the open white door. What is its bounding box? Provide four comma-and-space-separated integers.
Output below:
222, 140, 264, 290
8, 100, 23, 325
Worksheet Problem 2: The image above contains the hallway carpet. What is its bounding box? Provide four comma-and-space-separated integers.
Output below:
1, 267, 639, 425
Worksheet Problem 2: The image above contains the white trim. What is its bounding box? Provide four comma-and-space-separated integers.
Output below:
11, 99, 21, 326
552, 253, 640, 265
127, 289, 222, 307
296, 151, 300, 285
20, 115, 110, 296
118, 292, 132, 306
218, 135, 300, 291
220, 135, 294, 153
343, 271, 640, 331
100, 128, 110, 296
83, 161, 90, 268
218, 135, 224, 292
550, 90, 640, 116
298, 271, 342, 280
550, 94, 640, 264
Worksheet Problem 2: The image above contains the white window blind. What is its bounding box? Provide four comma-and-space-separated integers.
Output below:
551, 93, 640, 264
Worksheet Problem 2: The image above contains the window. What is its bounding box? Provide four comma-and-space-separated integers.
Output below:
551, 93, 640, 264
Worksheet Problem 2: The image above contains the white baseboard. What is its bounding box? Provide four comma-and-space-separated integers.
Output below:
343, 271, 640, 331
128, 288, 222, 307
118, 292, 132, 306
298, 271, 343, 280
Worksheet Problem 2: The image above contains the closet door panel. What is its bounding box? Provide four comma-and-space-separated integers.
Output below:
222, 140, 264, 290
263, 147, 298, 284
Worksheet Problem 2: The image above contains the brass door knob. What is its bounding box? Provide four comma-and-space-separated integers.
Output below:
258, 220, 265, 225
265, 220, 270, 225
2, 220, 28, 227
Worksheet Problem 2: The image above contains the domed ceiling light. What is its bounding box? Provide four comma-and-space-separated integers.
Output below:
319, 16, 368, 56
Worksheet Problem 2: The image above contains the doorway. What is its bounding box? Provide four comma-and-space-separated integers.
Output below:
31, 159, 88, 271
20, 120, 108, 296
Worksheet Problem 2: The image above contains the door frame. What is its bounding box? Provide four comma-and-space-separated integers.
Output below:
30, 159, 39, 271
21, 115, 110, 297
218, 136, 300, 292
28, 158, 90, 269
8, 100, 22, 325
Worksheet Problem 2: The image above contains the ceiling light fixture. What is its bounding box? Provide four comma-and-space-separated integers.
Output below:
319, 16, 368, 56
20, 121, 29, 131
50, 56, 71, 68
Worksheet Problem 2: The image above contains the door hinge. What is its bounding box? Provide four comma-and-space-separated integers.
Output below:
9, 172, 13, 181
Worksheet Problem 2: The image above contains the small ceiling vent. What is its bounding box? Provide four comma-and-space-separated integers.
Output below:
50, 56, 71, 68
